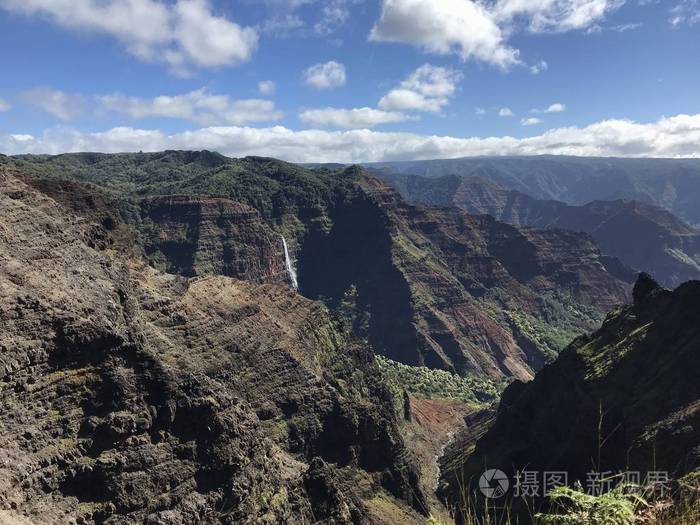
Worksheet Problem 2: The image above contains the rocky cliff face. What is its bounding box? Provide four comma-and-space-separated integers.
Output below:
301, 176, 631, 380
9, 153, 633, 382
139, 195, 287, 283
440, 273, 700, 519
0, 166, 426, 524
383, 173, 700, 288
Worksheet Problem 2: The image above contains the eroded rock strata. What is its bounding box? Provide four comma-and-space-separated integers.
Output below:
0, 166, 425, 524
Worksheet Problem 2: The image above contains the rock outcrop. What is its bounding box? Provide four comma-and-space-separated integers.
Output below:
439, 273, 700, 520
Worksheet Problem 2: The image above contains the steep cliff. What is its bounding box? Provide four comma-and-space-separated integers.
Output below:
440, 273, 700, 520
9, 153, 633, 382
302, 176, 631, 380
139, 195, 286, 283
382, 173, 700, 288
0, 165, 426, 524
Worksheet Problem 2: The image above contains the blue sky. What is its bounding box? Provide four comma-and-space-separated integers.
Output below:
0, 0, 699, 162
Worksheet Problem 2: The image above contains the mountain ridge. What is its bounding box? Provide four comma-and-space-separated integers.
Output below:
378, 172, 700, 288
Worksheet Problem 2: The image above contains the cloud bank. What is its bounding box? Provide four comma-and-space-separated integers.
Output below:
2, 113, 699, 163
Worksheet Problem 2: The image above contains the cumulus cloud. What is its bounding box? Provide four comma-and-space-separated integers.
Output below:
369, 0, 625, 68
370, 0, 520, 68
300, 63, 457, 129
499, 107, 515, 117
521, 117, 542, 126
379, 64, 463, 113
4, 113, 699, 162
98, 89, 283, 126
303, 61, 347, 89
20, 88, 84, 121
0, 98, 10, 112
299, 107, 413, 129
258, 81, 276, 96
0, 0, 257, 73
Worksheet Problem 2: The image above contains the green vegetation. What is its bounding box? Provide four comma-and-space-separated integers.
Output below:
448, 479, 700, 525
536, 485, 641, 525
376, 355, 505, 405
479, 290, 604, 362
11, 152, 354, 223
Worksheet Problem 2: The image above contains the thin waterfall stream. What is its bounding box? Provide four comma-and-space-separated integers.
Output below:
281, 236, 299, 290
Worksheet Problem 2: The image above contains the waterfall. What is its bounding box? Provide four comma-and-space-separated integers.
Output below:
281, 236, 299, 290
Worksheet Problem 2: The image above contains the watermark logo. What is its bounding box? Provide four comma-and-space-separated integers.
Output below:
479, 469, 509, 499
478, 469, 670, 499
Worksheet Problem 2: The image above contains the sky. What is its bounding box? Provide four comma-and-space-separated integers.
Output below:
0, 0, 699, 162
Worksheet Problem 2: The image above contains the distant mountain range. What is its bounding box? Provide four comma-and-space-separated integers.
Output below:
366, 156, 700, 227
377, 172, 700, 288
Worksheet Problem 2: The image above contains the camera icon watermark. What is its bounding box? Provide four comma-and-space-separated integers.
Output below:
479, 469, 510, 499
477, 469, 670, 499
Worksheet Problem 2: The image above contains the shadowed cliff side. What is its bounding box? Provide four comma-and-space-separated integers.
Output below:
302, 175, 631, 380
439, 273, 700, 521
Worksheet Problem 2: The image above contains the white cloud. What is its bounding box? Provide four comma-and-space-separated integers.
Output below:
98, 89, 283, 126
314, 0, 351, 35
2, 113, 700, 162
475, 107, 486, 115
369, 0, 520, 68
531, 102, 566, 114
545, 103, 566, 113
0, 0, 258, 73
259, 0, 360, 37
492, 0, 626, 33
499, 107, 515, 117
611, 22, 643, 31
670, 0, 700, 26
0, 98, 10, 112
379, 64, 463, 113
258, 81, 276, 96
170, 0, 258, 70
299, 107, 413, 129
10, 134, 34, 142
303, 61, 347, 89
530, 60, 548, 75
586, 21, 642, 33
262, 13, 305, 36
20, 88, 84, 121
521, 117, 542, 126
369, 0, 626, 68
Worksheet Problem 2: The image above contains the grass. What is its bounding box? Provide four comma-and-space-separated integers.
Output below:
444, 477, 700, 525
